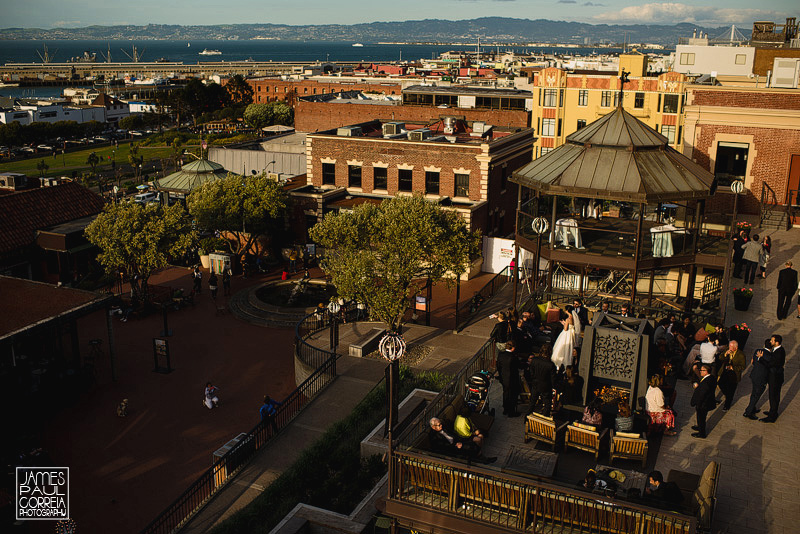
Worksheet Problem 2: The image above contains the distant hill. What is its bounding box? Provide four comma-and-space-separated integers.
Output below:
0, 18, 744, 46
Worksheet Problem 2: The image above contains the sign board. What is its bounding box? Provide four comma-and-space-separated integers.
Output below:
153, 337, 173, 374
414, 295, 429, 311
482, 236, 535, 274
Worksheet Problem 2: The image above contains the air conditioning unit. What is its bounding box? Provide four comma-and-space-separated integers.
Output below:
268, 172, 281, 181
771, 58, 800, 88
382, 122, 405, 136
408, 128, 431, 141
337, 126, 362, 137
472, 121, 486, 134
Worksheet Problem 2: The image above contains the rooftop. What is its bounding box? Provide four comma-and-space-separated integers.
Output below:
312, 119, 530, 146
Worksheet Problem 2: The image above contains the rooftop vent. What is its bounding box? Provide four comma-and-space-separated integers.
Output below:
337, 126, 363, 137
443, 116, 457, 134
382, 122, 405, 136
408, 128, 431, 141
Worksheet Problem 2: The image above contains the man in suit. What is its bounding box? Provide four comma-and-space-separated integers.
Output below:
732, 230, 747, 278
572, 299, 589, 329
762, 335, 786, 423
527, 345, 557, 416
690, 364, 717, 438
743, 339, 772, 419
776, 261, 798, 320
496, 341, 522, 417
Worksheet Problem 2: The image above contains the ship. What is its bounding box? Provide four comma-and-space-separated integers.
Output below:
352, 43, 364, 47
69, 51, 97, 63
199, 49, 222, 56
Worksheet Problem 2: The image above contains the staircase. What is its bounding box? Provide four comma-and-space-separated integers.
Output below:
760, 182, 791, 231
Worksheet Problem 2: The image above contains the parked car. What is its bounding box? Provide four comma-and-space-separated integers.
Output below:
132, 191, 159, 204
37, 144, 55, 151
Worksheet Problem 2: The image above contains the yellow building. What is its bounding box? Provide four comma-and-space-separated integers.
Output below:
528, 54, 689, 157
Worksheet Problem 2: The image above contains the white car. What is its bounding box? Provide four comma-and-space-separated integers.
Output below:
133, 191, 159, 204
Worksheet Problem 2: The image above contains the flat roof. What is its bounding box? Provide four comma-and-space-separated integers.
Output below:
402, 85, 532, 98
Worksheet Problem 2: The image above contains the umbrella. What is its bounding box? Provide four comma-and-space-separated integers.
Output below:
136, 185, 149, 190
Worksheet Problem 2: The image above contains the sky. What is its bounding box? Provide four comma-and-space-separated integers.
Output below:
0, 0, 794, 29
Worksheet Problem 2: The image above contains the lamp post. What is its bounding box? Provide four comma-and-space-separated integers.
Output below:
719, 181, 744, 321
327, 300, 341, 351
531, 216, 549, 295
379, 331, 406, 500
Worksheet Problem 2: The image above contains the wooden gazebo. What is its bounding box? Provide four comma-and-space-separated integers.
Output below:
511, 106, 719, 309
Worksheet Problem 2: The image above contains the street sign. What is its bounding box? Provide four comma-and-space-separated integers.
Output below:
731, 181, 744, 194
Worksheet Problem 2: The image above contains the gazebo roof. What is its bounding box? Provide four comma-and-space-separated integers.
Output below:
154, 159, 228, 193
511, 107, 715, 203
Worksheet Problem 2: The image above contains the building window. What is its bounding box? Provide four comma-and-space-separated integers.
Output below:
578, 90, 588, 106
398, 169, 413, 191
661, 125, 676, 144
577, 119, 587, 130
634, 92, 645, 108
735, 54, 747, 65
348, 165, 362, 188
679, 53, 695, 65
714, 142, 749, 186
313, 88, 317, 94
662, 94, 679, 113
373, 167, 387, 190
543, 88, 558, 107
559, 89, 565, 107
557, 119, 562, 137
601, 91, 613, 107
541, 118, 555, 136
425, 171, 440, 195
455, 173, 469, 197
322, 163, 335, 185
541, 147, 553, 155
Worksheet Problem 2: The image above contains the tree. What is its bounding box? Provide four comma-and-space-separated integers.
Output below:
243, 103, 273, 130
86, 152, 99, 177
309, 195, 481, 331
187, 173, 288, 263
36, 159, 49, 177
85, 202, 195, 302
271, 102, 293, 126
128, 143, 144, 182
224, 74, 254, 106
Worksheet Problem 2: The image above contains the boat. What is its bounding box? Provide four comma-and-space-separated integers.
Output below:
187, 42, 191, 47
352, 43, 364, 47
199, 49, 222, 56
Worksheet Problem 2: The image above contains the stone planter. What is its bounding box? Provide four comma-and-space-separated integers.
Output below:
732, 292, 752, 312
199, 254, 210, 269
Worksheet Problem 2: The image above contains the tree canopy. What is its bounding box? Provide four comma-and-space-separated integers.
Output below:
85, 202, 195, 301
224, 74, 254, 106
187, 172, 288, 260
243, 102, 294, 130
309, 195, 481, 331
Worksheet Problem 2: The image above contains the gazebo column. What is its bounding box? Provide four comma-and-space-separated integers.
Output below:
630, 202, 645, 306
547, 195, 558, 292
685, 265, 698, 312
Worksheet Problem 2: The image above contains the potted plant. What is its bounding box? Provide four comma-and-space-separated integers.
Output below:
732, 287, 753, 311
729, 322, 752, 350
198, 237, 227, 269
736, 221, 752, 237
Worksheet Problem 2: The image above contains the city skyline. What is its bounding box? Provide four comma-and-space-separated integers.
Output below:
0, 1, 794, 31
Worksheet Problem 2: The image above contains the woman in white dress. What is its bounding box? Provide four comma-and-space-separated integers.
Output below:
551, 308, 575, 369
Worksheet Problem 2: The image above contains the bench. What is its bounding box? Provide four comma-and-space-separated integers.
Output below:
348, 328, 385, 358
525, 413, 568, 451
564, 423, 608, 461
668, 461, 720, 532
411, 393, 495, 453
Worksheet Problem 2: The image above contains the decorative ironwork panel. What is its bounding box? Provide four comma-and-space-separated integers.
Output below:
592, 330, 639, 382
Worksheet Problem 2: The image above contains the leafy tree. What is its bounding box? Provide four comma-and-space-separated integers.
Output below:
271, 102, 293, 126
309, 195, 481, 331
119, 114, 146, 131
128, 143, 144, 182
187, 172, 288, 262
86, 152, 99, 176
85, 202, 195, 302
243, 103, 273, 130
36, 159, 49, 177
224, 74, 254, 106
170, 138, 184, 170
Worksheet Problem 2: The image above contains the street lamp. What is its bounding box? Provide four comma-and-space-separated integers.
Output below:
719, 180, 745, 320
379, 331, 406, 494
531, 216, 550, 294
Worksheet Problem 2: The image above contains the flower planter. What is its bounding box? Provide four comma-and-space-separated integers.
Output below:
732, 291, 752, 311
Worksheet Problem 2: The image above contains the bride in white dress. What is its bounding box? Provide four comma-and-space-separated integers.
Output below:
551, 307, 575, 369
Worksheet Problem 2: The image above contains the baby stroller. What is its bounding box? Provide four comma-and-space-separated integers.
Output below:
465, 370, 495, 416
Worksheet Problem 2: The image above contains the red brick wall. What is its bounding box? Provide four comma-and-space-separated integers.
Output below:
247, 78, 402, 105
295, 101, 530, 132
690, 90, 800, 110
693, 124, 800, 214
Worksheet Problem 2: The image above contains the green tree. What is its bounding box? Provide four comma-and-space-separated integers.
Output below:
85, 202, 195, 302
270, 102, 293, 126
128, 143, 144, 182
170, 138, 184, 170
187, 172, 288, 263
224, 74, 254, 106
243, 103, 273, 130
86, 151, 99, 177
309, 195, 481, 331
36, 159, 49, 177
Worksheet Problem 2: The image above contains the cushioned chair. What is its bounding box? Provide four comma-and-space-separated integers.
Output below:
525, 413, 568, 451
565, 422, 608, 460
609, 430, 649, 468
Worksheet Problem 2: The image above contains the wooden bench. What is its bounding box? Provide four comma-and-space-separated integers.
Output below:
609, 430, 649, 468
668, 461, 720, 532
565, 423, 608, 461
524, 413, 567, 451
348, 328, 385, 358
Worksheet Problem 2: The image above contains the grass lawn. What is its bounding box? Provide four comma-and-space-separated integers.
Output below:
0, 143, 197, 178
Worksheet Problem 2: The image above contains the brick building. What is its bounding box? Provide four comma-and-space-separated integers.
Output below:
246, 77, 402, 105
683, 85, 800, 216
291, 118, 534, 240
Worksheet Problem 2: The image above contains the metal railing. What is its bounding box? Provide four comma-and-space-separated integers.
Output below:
140, 309, 343, 534
760, 181, 780, 228
388, 451, 696, 534
455, 267, 511, 331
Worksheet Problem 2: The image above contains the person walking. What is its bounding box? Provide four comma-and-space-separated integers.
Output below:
192, 266, 203, 294
260, 395, 282, 435
732, 229, 748, 279
690, 364, 716, 438
741, 234, 762, 285
716, 340, 746, 411
776, 261, 798, 320
222, 267, 231, 296
743, 340, 771, 419
496, 341, 522, 417
758, 235, 771, 279
208, 272, 218, 300
762, 335, 786, 423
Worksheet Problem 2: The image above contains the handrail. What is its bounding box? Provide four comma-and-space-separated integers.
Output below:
455, 266, 511, 331
760, 181, 778, 227
140, 309, 351, 534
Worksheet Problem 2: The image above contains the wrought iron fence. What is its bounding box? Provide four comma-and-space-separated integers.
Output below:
455, 266, 511, 331
388, 451, 696, 534
140, 309, 343, 534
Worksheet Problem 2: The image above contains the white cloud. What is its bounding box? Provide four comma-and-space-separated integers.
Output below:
593, 3, 788, 25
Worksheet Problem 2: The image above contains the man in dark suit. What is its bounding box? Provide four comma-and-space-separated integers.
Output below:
743, 339, 772, 419
732, 230, 747, 278
527, 346, 557, 416
690, 364, 717, 438
496, 341, 522, 417
572, 299, 589, 329
776, 261, 798, 320
762, 335, 786, 423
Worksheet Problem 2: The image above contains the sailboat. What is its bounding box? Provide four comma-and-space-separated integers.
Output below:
187, 42, 191, 47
